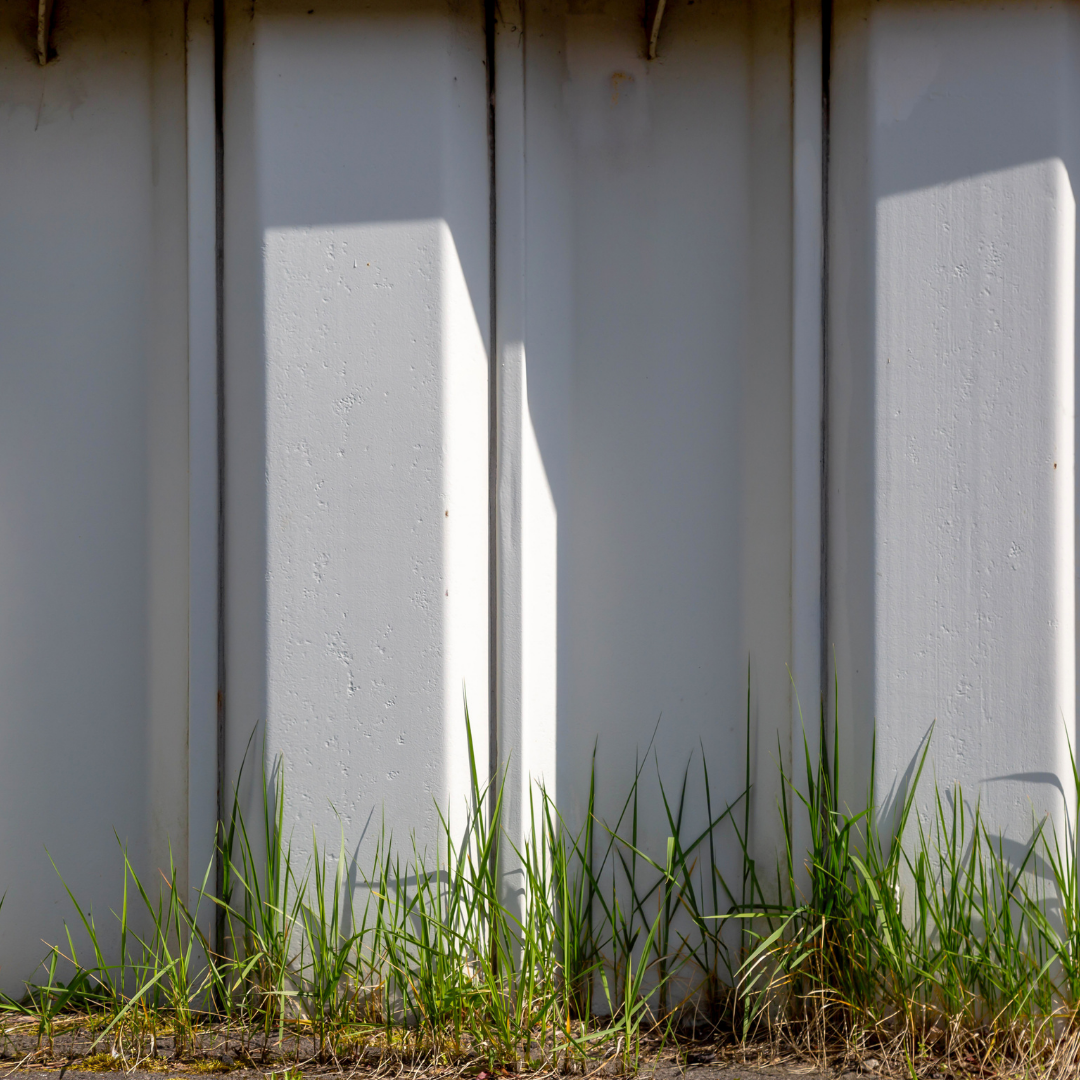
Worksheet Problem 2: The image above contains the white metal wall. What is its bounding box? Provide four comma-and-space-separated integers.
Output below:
829, 0, 1080, 841
499, 0, 797, 884
0, 0, 1077, 993
0, 0, 191, 990
222, 0, 491, 862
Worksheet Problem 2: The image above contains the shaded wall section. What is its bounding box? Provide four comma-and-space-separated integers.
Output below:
515, 0, 794, 874
0, 0, 190, 991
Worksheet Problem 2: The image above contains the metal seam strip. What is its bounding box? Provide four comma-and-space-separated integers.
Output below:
213, 0, 227, 956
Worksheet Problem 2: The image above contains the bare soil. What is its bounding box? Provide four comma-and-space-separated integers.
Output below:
0, 1023, 940, 1080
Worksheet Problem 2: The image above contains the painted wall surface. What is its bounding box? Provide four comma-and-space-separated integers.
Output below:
2, 0, 1080, 991
0, 0, 191, 989
829, 0, 1080, 839
512, 0, 795, 875
222, 0, 491, 863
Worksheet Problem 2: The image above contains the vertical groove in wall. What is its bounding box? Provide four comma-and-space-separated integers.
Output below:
819, 0, 831, 711
213, 0, 227, 954
485, 0, 499, 822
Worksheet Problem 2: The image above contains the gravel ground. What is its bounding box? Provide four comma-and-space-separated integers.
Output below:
0, 1024, 893, 1080
5, 1067, 841, 1080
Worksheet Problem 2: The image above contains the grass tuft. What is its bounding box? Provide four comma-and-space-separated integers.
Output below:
7, 680, 1080, 1077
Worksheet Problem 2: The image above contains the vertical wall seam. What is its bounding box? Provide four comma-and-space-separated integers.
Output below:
790, 0, 825, 898
819, 0, 831, 711
213, 0, 227, 953
485, 0, 499, 823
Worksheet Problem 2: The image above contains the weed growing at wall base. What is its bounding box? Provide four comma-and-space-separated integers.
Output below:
4, 688, 1080, 1076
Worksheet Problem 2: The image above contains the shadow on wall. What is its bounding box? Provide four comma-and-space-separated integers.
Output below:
0, 0, 191, 998
4, 0, 1080, 999
531, 0, 773, 886
227, 0, 781, 910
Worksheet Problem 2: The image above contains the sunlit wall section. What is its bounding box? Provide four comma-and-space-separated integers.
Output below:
223, 0, 490, 861
829, 0, 1080, 837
